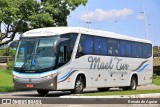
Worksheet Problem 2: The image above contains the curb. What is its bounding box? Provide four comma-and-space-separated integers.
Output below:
60, 93, 160, 98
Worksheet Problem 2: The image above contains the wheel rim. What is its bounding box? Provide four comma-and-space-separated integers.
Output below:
75, 80, 83, 93
131, 79, 136, 89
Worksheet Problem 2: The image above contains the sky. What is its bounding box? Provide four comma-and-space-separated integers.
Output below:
67, 0, 160, 46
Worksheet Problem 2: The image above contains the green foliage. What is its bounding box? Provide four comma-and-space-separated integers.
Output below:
153, 73, 157, 79
0, 48, 16, 57
6, 48, 16, 70
7, 61, 14, 70
8, 48, 16, 57
0, 0, 88, 46
0, 48, 6, 56
0, 48, 15, 71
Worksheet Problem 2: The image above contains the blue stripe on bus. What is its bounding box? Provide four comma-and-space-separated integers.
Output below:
137, 64, 149, 72
58, 69, 72, 81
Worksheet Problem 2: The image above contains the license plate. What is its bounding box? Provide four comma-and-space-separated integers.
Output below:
26, 84, 34, 88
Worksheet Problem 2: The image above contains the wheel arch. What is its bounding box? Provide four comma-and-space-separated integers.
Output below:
76, 73, 86, 88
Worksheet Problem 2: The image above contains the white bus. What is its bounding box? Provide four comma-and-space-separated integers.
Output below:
13, 27, 153, 96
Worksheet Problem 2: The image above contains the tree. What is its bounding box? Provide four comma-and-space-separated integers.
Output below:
0, 0, 87, 47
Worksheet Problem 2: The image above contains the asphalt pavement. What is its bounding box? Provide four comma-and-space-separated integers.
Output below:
0, 84, 160, 98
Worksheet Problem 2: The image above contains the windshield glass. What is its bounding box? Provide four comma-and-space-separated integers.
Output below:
14, 36, 59, 72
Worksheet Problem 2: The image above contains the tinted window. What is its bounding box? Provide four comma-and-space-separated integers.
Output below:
108, 39, 119, 56
126, 41, 132, 57
76, 34, 152, 59
93, 36, 107, 55
132, 42, 137, 57
143, 43, 152, 58
93, 36, 100, 55
120, 40, 126, 57
78, 35, 93, 55
137, 43, 142, 58
120, 40, 132, 57
132, 42, 142, 58
99, 37, 107, 55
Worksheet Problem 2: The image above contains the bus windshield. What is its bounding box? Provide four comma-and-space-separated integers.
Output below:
14, 36, 59, 72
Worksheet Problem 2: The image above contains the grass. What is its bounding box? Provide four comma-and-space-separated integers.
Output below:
79, 90, 160, 96
0, 69, 16, 92
152, 78, 160, 86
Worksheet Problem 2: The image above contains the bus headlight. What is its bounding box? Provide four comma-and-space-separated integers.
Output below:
13, 75, 19, 79
42, 73, 56, 80
13, 75, 17, 79
47, 75, 52, 79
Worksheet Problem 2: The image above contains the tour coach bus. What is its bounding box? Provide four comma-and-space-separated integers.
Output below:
13, 27, 153, 96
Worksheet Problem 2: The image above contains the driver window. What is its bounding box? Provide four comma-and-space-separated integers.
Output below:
58, 45, 67, 64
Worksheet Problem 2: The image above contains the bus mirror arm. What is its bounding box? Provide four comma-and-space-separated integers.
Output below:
53, 38, 70, 55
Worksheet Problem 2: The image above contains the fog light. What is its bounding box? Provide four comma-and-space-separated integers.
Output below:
50, 83, 54, 86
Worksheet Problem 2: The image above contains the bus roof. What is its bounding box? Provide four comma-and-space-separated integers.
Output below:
22, 27, 151, 44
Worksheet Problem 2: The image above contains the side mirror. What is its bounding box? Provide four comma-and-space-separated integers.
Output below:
6, 40, 19, 56
53, 38, 69, 55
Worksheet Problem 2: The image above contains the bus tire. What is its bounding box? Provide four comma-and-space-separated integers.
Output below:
71, 76, 84, 94
129, 76, 137, 90
37, 90, 49, 96
97, 88, 110, 92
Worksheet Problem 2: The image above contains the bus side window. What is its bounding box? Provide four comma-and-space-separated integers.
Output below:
137, 43, 142, 58
93, 36, 107, 55
93, 36, 100, 55
107, 39, 119, 56
76, 35, 93, 58
132, 42, 142, 58
119, 40, 132, 57
99, 37, 107, 55
132, 42, 137, 58
120, 40, 126, 57
147, 44, 152, 57
126, 41, 132, 57
143, 43, 152, 58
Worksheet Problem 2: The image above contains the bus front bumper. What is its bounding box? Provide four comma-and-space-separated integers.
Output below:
13, 76, 57, 90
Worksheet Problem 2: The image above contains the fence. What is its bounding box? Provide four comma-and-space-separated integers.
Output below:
0, 56, 14, 63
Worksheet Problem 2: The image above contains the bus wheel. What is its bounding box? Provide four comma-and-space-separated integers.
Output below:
97, 88, 110, 92
37, 90, 49, 96
129, 77, 137, 90
71, 76, 84, 94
